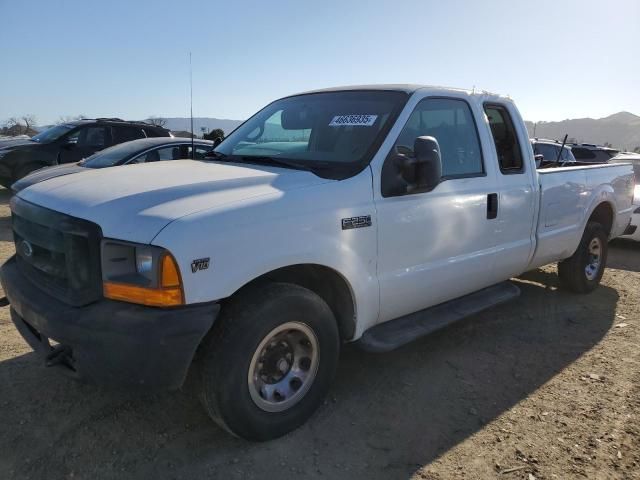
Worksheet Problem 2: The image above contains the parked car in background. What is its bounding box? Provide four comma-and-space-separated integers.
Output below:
569, 143, 619, 163
12, 137, 215, 193
609, 153, 640, 241
531, 138, 576, 167
0, 118, 172, 188
0, 135, 31, 147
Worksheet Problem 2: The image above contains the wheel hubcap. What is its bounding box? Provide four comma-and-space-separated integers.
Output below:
585, 237, 602, 281
248, 322, 319, 413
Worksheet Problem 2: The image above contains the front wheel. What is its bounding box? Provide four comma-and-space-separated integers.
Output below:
558, 221, 608, 293
198, 282, 339, 441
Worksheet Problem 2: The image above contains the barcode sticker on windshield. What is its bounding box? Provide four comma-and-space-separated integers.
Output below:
329, 115, 378, 127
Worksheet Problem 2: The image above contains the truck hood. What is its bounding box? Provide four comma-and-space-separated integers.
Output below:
18, 160, 332, 243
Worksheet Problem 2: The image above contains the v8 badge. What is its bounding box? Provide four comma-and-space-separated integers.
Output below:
191, 257, 210, 273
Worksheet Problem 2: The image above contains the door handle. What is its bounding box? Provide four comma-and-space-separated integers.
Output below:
487, 193, 498, 219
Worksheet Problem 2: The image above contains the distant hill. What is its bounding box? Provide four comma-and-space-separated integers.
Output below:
525, 112, 640, 150
160, 117, 244, 136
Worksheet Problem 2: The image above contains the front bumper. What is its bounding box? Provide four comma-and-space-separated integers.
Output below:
0, 255, 219, 389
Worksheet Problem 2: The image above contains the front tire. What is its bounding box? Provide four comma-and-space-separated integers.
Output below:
558, 221, 608, 293
198, 282, 340, 441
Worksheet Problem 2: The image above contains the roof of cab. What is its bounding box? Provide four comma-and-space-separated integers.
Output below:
300, 84, 427, 94
292, 84, 509, 101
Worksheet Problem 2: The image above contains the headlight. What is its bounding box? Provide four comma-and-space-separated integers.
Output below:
135, 247, 154, 278
101, 240, 184, 307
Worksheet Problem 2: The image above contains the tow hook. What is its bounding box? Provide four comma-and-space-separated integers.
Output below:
0, 296, 9, 307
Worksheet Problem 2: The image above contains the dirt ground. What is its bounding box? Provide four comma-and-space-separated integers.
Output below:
0, 186, 638, 480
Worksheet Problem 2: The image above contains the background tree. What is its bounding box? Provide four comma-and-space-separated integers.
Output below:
204, 128, 224, 141
147, 117, 167, 127
57, 114, 87, 124
6, 117, 20, 130
2, 116, 38, 136
21, 115, 36, 132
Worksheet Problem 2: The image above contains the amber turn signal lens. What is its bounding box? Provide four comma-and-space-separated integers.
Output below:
103, 251, 184, 307
160, 254, 181, 288
103, 282, 184, 307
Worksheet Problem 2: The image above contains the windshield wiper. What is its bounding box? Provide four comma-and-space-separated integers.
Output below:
207, 153, 333, 176
235, 155, 316, 172
204, 150, 229, 160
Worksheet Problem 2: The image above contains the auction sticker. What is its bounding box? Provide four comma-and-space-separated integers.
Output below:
329, 114, 378, 127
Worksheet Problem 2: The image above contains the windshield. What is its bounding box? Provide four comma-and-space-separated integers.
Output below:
31, 124, 74, 143
214, 90, 408, 178
82, 141, 151, 167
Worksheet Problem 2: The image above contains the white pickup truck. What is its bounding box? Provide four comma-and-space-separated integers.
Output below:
0, 85, 635, 441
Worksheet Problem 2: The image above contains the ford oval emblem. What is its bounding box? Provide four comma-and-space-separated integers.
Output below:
20, 240, 33, 258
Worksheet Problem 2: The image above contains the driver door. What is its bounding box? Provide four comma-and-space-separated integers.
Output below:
374, 95, 501, 323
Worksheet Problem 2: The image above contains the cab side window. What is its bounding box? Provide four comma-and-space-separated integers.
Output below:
394, 98, 484, 177
484, 105, 524, 173
140, 146, 180, 162
191, 145, 212, 159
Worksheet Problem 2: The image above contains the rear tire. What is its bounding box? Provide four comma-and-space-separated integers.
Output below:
558, 221, 608, 293
198, 282, 340, 441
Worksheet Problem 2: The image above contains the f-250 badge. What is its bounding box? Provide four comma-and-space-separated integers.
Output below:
191, 257, 210, 273
341, 215, 372, 230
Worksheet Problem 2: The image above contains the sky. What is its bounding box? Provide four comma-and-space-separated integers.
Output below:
0, 0, 638, 125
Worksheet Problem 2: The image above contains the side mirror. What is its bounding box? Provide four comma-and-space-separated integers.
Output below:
381, 136, 442, 197
62, 138, 77, 148
412, 136, 442, 192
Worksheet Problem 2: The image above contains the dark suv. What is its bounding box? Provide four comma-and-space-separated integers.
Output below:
569, 143, 619, 163
0, 118, 172, 187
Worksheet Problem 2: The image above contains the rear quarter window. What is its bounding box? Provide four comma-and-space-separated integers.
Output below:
484, 104, 524, 173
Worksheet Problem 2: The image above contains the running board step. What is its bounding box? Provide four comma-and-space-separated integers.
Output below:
357, 282, 520, 353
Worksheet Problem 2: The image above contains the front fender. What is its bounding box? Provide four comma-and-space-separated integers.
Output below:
151, 169, 380, 337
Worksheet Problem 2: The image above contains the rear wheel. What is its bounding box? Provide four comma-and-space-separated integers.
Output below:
558, 221, 608, 293
198, 282, 339, 441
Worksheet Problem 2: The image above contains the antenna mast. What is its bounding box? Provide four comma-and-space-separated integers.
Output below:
189, 52, 194, 160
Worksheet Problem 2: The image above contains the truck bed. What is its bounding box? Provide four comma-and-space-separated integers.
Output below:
529, 163, 634, 269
